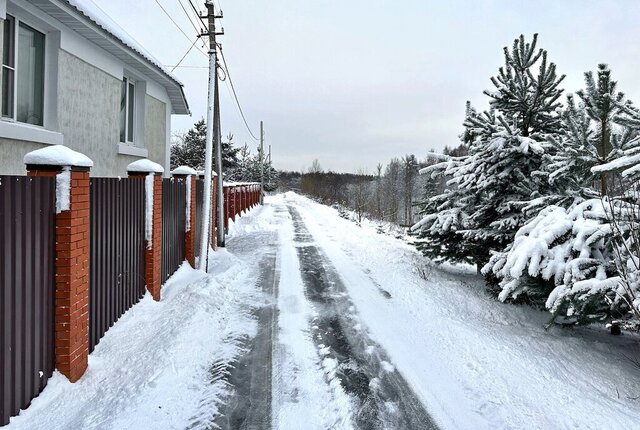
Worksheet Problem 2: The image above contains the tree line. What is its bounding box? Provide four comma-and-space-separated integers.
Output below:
170, 118, 278, 190
279, 150, 464, 226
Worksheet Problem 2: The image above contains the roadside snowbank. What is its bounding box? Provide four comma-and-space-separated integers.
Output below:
7, 232, 264, 430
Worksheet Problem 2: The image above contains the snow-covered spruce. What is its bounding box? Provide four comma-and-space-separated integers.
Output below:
485, 197, 640, 322
412, 34, 566, 269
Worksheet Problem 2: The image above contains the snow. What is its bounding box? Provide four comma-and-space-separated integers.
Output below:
55, 168, 71, 214
196, 170, 217, 177
127, 159, 164, 174
171, 166, 197, 176
272, 203, 353, 429
65, 0, 183, 85
280, 192, 640, 430
8, 192, 640, 430
6, 230, 264, 430
144, 174, 154, 248
23, 145, 93, 168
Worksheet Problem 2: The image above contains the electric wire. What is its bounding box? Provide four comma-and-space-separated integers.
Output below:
177, 0, 206, 36
153, 0, 207, 57
170, 37, 201, 72
217, 44, 260, 141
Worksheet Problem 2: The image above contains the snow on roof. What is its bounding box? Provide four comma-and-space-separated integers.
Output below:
65, 0, 184, 87
24, 145, 94, 167
127, 159, 165, 173
171, 166, 197, 176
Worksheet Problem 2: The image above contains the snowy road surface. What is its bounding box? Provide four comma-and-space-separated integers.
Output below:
8, 192, 640, 429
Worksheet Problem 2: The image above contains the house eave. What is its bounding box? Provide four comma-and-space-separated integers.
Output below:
27, 0, 190, 115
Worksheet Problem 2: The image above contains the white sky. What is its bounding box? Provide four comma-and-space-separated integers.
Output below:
90, 0, 640, 173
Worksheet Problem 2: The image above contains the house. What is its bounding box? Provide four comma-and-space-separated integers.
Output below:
0, 0, 190, 177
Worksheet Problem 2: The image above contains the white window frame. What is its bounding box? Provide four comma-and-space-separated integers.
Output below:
121, 76, 137, 144
2, 13, 46, 126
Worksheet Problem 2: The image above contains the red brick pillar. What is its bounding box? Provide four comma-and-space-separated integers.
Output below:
232, 187, 238, 221
128, 160, 164, 301
243, 186, 247, 213
223, 186, 230, 230
25, 146, 93, 382
253, 185, 256, 208
171, 166, 196, 267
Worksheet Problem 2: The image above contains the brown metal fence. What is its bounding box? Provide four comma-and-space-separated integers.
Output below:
89, 178, 145, 352
0, 176, 56, 426
161, 178, 186, 284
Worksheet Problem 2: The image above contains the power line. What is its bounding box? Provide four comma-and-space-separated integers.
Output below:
153, 0, 207, 57
217, 44, 260, 141
186, 0, 205, 26
176, 0, 206, 35
170, 37, 201, 72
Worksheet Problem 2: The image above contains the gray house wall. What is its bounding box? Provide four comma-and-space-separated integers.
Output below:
145, 95, 167, 167
0, 36, 170, 177
57, 50, 138, 176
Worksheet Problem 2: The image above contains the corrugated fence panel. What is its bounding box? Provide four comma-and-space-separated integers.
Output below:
89, 178, 145, 352
0, 176, 55, 426
194, 180, 204, 259
161, 178, 186, 284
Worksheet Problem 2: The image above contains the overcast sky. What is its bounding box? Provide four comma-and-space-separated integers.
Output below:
92, 0, 640, 173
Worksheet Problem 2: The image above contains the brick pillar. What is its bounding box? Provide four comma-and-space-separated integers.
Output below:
223, 187, 230, 230
128, 160, 164, 301
232, 187, 237, 221
243, 186, 247, 213
25, 146, 93, 383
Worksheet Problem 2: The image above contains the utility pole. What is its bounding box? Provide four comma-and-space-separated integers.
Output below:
215, 74, 225, 246
260, 121, 264, 204
198, 1, 224, 269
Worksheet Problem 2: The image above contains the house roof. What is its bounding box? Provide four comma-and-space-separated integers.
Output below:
29, 0, 190, 115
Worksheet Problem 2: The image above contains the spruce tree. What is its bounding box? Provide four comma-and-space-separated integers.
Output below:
413, 34, 566, 270
170, 119, 240, 171
487, 65, 640, 323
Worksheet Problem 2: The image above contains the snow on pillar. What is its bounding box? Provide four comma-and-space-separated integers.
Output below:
128, 159, 164, 301
171, 166, 197, 268
24, 146, 93, 383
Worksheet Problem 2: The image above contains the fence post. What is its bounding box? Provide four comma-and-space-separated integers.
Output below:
24, 146, 93, 382
127, 160, 163, 301
171, 166, 196, 268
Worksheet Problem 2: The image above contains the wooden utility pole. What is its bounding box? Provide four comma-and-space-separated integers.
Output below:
198, 1, 224, 268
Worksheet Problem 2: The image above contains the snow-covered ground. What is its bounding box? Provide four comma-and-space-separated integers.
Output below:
8, 192, 640, 429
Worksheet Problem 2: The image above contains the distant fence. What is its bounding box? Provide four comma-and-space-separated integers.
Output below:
0, 163, 261, 426
89, 178, 146, 352
0, 176, 56, 426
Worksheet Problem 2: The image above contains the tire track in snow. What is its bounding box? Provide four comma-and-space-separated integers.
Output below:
210, 229, 279, 430
287, 205, 438, 430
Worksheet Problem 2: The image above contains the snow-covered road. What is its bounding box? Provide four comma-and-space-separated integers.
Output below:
8, 192, 640, 430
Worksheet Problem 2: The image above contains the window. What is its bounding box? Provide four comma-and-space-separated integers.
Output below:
120, 77, 135, 143
2, 15, 45, 126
